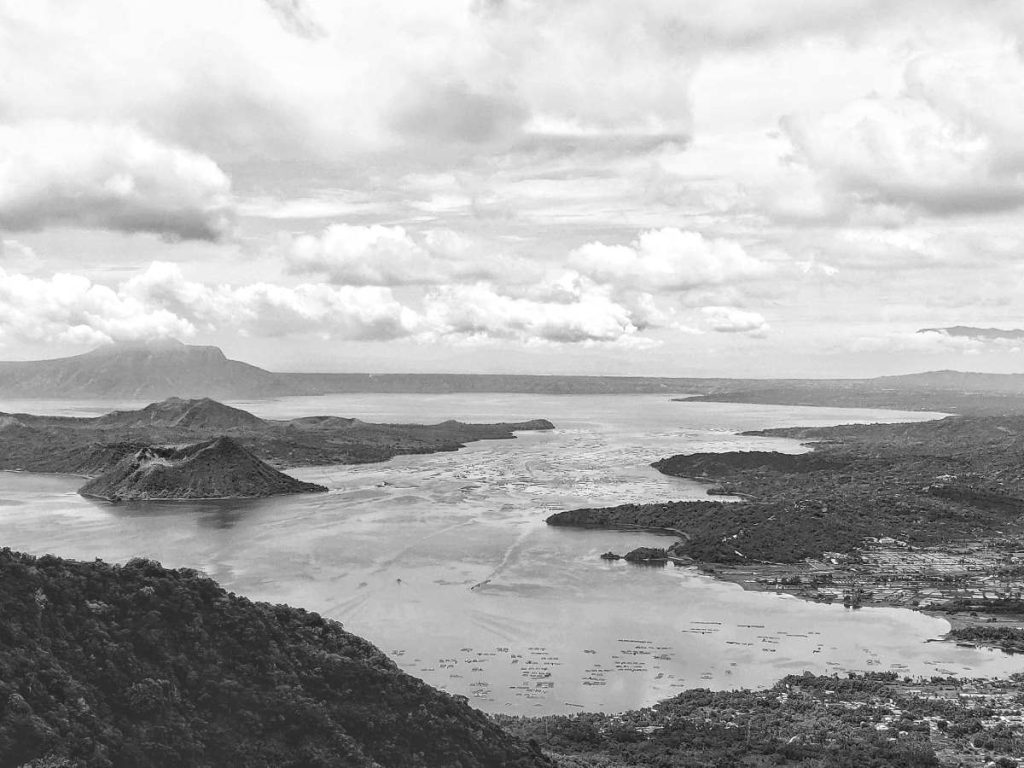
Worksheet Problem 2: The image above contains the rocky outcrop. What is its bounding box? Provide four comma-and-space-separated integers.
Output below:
78, 437, 326, 501
623, 547, 668, 563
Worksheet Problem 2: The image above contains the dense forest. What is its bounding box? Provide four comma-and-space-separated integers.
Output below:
0, 548, 547, 768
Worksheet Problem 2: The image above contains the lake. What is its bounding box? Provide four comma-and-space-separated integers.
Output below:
1, 394, 1020, 715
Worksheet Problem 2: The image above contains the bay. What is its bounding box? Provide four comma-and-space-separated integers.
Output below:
1, 394, 1019, 715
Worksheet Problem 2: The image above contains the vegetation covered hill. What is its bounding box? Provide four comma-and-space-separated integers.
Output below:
77, 437, 326, 501
0, 548, 549, 768
96, 397, 267, 430
0, 398, 554, 474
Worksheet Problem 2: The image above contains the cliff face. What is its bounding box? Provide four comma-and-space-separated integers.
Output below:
0, 548, 548, 768
77, 437, 326, 501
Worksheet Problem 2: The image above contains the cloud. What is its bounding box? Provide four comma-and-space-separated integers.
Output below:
917, 326, 1024, 342
284, 224, 518, 286
0, 262, 419, 346
0, 266, 196, 346
701, 306, 769, 335
391, 80, 527, 147
569, 228, 771, 293
262, 0, 326, 39
779, 40, 1024, 220
0, 121, 234, 240
286, 225, 429, 285
0, 239, 39, 268
421, 281, 654, 346
850, 329, 1001, 354
781, 98, 1023, 217
0, 0, 703, 165
123, 262, 418, 341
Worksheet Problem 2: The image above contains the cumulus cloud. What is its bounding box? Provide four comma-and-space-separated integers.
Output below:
779, 41, 1024, 220
0, 267, 196, 346
568, 228, 771, 293
781, 98, 1022, 217
284, 225, 519, 286
287, 225, 429, 285
0, 262, 418, 346
421, 281, 654, 346
701, 306, 770, 336
0, 260, 674, 349
123, 262, 418, 341
0, 122, 234, 240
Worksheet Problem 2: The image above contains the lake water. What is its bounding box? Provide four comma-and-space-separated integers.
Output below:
1, 394, 1020, 715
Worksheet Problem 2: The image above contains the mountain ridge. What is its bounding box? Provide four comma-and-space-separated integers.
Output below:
3, 340, 1024, 404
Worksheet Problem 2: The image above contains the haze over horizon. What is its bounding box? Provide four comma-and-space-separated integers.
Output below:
2, 1, 1024, 377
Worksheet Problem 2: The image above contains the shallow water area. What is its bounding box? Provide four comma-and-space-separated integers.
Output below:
1, 394, 1019, 715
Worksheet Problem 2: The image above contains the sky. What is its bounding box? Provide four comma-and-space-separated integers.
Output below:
1, 0, 1024, 377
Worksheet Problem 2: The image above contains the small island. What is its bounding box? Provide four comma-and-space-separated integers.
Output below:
78, 437, 327, 501
0, 397, 554, 501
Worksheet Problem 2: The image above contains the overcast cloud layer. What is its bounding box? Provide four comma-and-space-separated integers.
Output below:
1, 0, 1023, 376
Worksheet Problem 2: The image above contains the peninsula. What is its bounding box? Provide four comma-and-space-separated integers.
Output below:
548, 412, 1024, 651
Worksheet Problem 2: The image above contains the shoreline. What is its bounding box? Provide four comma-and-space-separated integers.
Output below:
621, 541, 1024, 655
556, 405, 1024, 658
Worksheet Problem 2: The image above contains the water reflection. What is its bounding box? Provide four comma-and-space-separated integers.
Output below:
93, 497, 255, 529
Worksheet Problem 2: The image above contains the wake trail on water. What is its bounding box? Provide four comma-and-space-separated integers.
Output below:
370, 518, 478, 574
470, 522, 539, 591
468, 610, 535, 643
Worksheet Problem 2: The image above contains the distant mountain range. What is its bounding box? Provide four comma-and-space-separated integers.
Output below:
918, 325, 1024, 341
3, 339, 1024, 408
0, 340, 716, 398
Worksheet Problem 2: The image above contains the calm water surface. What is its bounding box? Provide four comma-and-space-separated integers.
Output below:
1, 394, 1019, 714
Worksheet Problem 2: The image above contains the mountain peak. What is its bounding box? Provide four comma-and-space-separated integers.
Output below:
78, 436, 326, 501
0, 339, 280, 399
85, 339, 228, 362
100, 398, 267, 430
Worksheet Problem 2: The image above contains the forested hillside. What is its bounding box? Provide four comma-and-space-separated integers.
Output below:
0, 549, 548, 768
